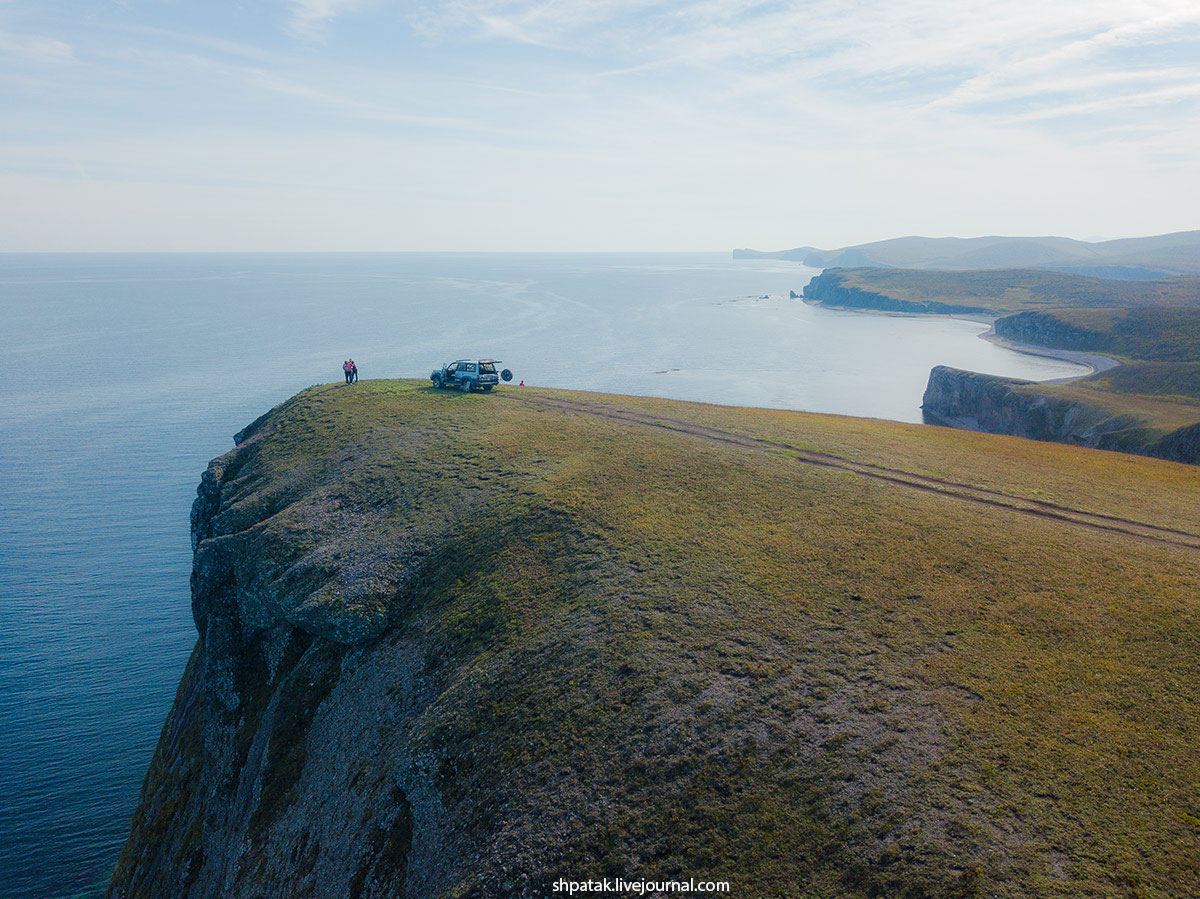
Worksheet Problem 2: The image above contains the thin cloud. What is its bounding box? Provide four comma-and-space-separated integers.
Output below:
0, 29, 73, 63
1001, 82, 1200, 123
423, 0, 1200, 129
4, 0, 1198, 249
287, 0, 375, 38
248, 69, 478, 128
925, 67, 1200, 111
111, 25, 280, 63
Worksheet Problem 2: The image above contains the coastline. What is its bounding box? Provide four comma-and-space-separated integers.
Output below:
802, 298, 1120, 383
801, 297, 993, 324
977, 325, 1121, 383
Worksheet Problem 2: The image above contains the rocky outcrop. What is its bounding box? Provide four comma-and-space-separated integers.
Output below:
802, 270, 991, 315
921, 366, 1199, 462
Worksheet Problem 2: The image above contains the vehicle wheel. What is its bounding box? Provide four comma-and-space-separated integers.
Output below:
501, 369, 513, 382
431, 374, 442, 388
460, 379, 471, 393
483, 385, 493, 392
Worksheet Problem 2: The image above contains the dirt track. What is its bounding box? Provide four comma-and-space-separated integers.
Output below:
504, 393, 1200, 553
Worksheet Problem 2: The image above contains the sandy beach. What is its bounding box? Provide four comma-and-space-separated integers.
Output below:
977, 324, 1121, 382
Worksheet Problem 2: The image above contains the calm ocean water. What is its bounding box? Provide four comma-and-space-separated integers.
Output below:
0, 253, 1088, 899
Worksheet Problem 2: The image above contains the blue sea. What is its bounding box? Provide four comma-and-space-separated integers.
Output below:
0, 253, 1089, 899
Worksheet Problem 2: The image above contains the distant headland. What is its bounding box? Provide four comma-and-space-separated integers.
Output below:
734, 230, 1200, 280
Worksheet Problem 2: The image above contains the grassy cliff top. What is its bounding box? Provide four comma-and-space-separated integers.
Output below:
215, 380, 1200, 897
812, 267, 1200, 315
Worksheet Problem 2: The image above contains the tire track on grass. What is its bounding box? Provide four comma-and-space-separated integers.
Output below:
503, 393, 1200, 552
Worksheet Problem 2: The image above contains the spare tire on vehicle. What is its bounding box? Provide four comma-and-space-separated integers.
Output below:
501, 369, 513, 382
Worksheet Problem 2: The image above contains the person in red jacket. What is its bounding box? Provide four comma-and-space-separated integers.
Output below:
342, 360, 352, 384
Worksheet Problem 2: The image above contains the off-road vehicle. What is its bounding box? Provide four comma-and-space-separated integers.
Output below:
430, 359, 513, 393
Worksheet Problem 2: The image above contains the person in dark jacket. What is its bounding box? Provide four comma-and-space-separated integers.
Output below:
350, 359, 358, 383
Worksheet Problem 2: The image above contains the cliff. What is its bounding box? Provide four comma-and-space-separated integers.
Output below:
111, 381, 1200, 898
992, 312, 1109, 353
922, 366, 1200, 463
802, 270, 991, 315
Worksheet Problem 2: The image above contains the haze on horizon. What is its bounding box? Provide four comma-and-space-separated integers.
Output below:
3, 1, 1199, 253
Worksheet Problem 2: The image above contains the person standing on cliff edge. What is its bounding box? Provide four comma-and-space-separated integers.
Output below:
342, 360, 352, 384
350, 359, 358, 383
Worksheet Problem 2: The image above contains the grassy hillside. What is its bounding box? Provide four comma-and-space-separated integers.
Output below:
1089, 362, 1200, 401
805, 268, 1200, 316
124, 378, 1200, 898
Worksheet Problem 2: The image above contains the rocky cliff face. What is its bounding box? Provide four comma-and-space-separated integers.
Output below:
992, 312, 1108, 353
921, 366, 1199, 462
110, 408, 446, 899
922, 366, 1121, 445
802, 270, 991, 315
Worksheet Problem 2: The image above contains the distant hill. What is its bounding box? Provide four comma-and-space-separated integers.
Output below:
734, 231, 1200, 279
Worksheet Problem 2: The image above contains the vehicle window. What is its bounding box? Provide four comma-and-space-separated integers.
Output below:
480, 362, 496, 373
446, 363, 457, 373
465, 363, 476, 373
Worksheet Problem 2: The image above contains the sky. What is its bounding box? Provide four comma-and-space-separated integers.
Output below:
2, 0, 1199, 251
